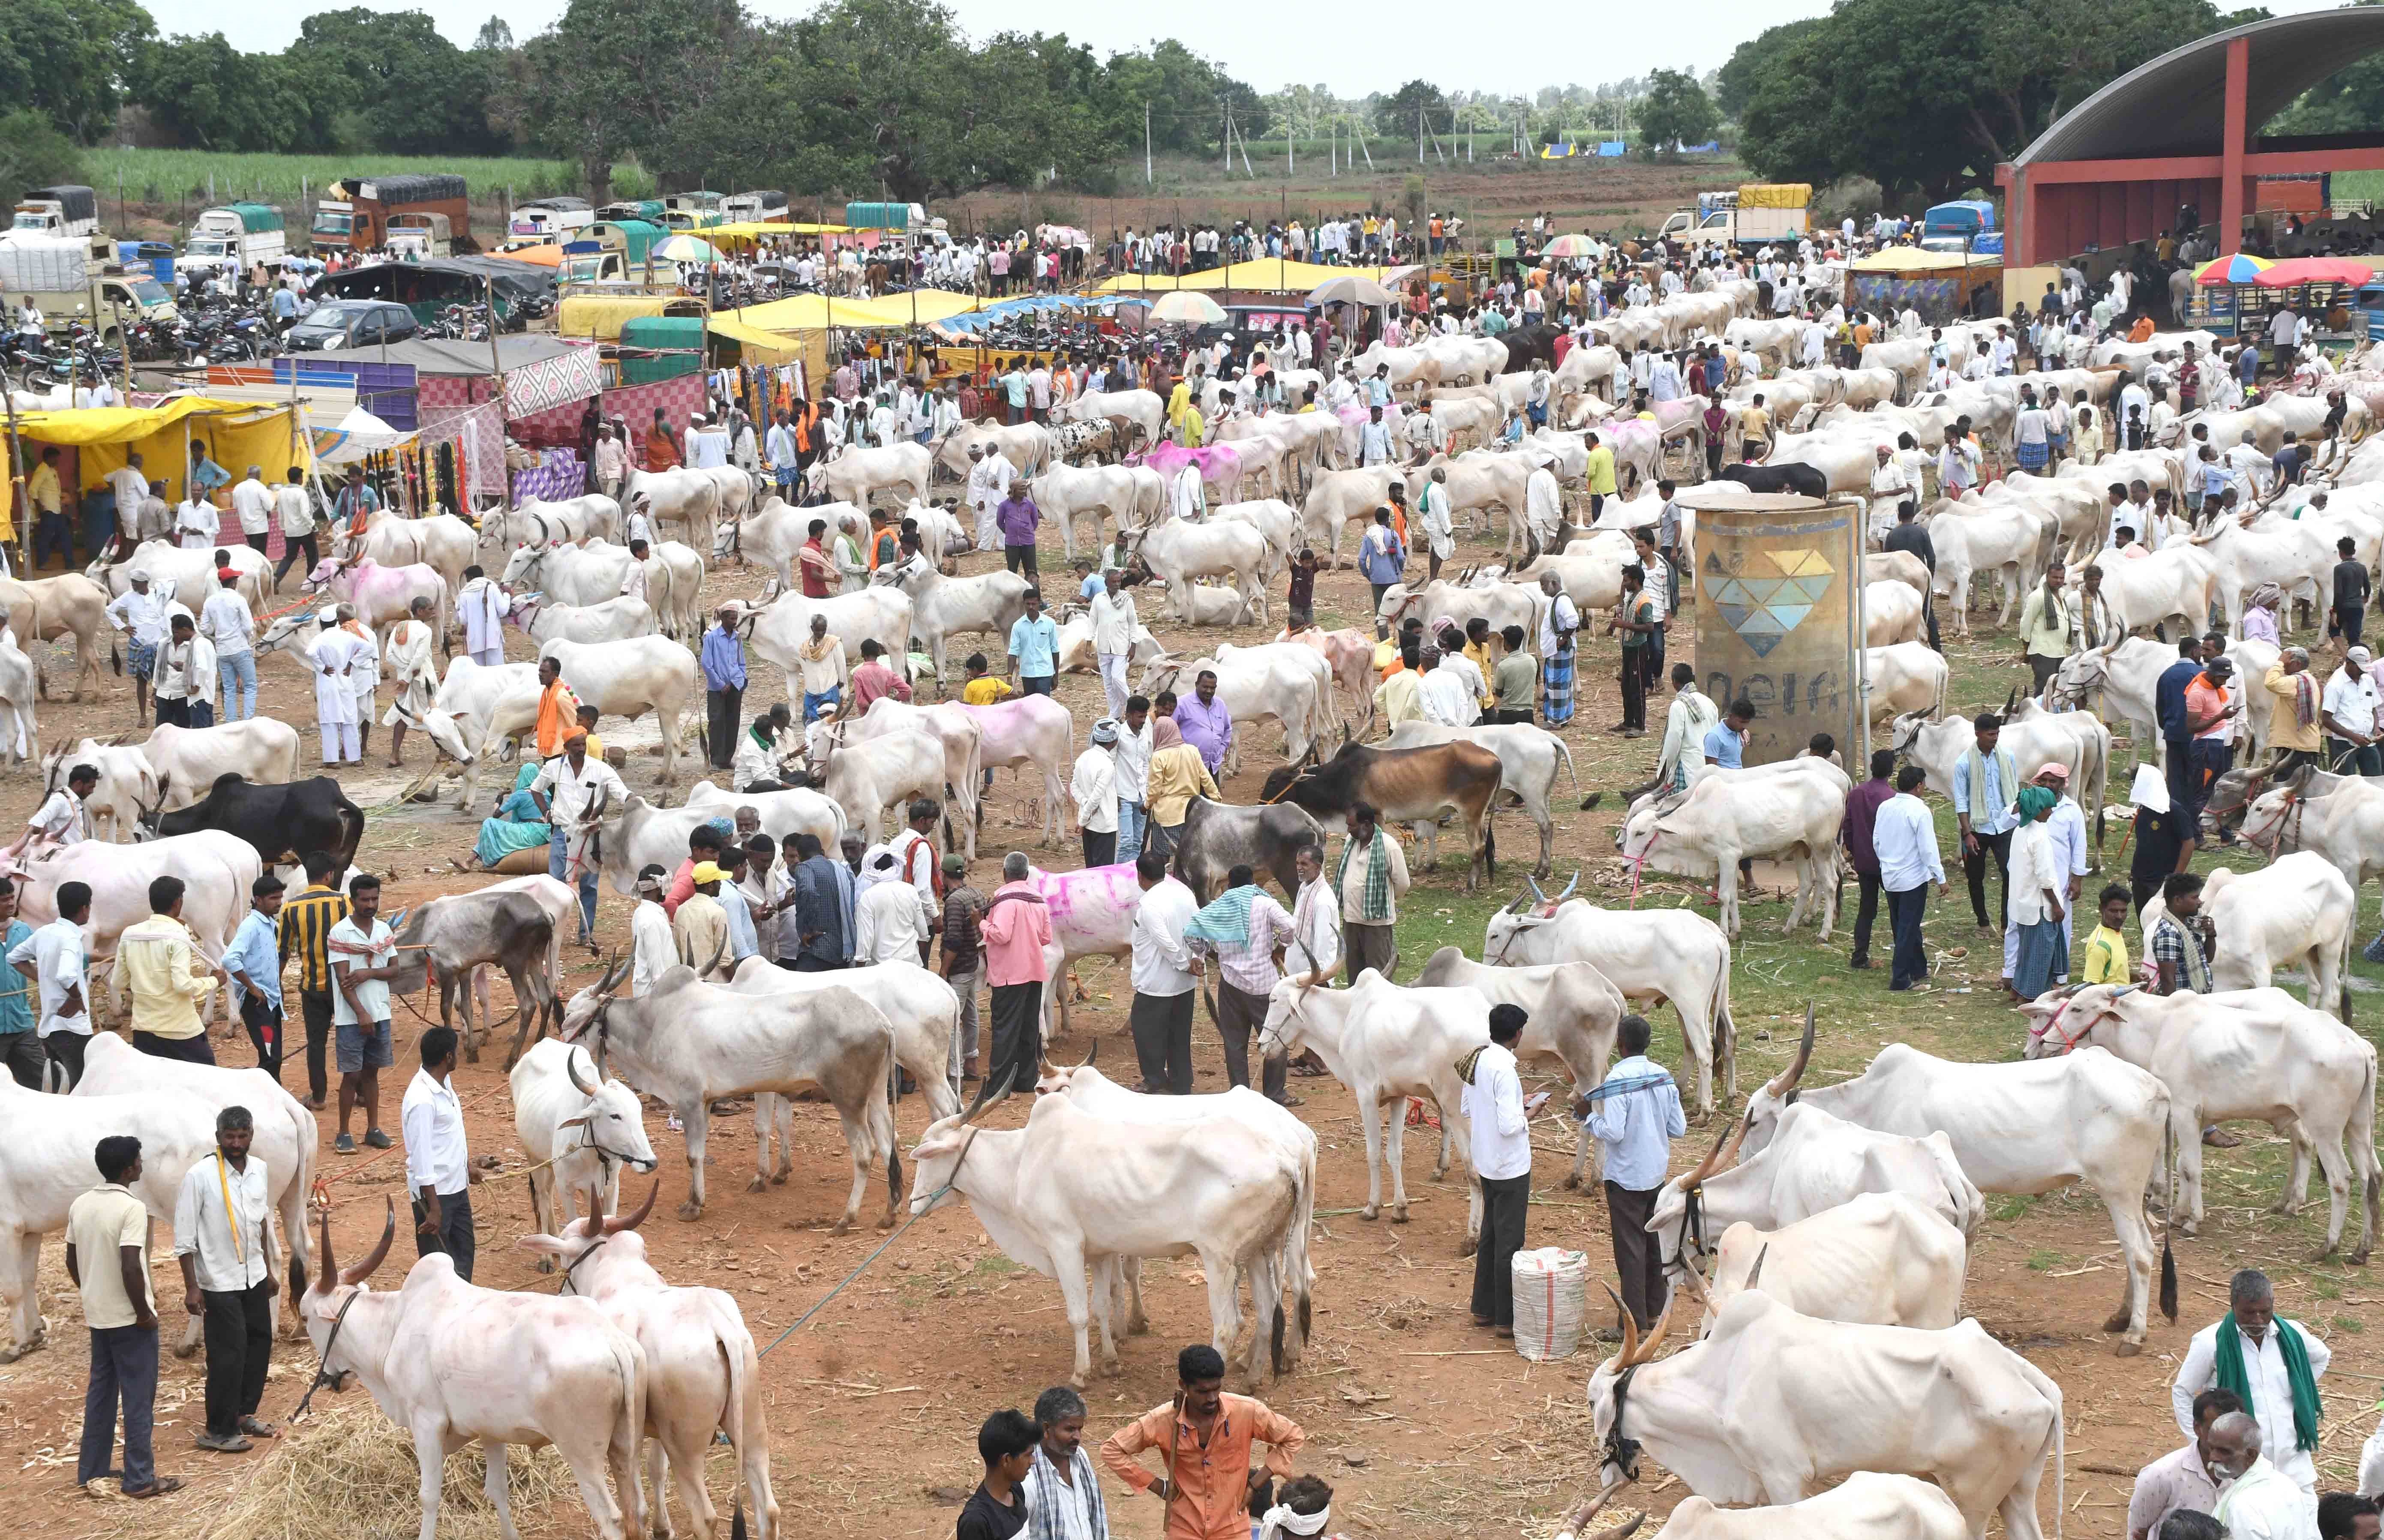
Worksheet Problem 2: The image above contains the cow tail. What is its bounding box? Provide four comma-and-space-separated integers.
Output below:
110, 638, 121, 677
2050, 1384, 2068, 1540
285, 1094, 318, 1299
2159, 1118, 2179, 1324
609, 1332, 645, 1510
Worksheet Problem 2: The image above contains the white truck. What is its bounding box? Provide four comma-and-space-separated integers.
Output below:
8, 185, 98, 240
181, 204, 286, 278
1657, 185, 1812, 251
0, 238, 177, 345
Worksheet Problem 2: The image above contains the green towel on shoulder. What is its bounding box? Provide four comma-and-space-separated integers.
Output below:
2213, 1312, 2321, 1453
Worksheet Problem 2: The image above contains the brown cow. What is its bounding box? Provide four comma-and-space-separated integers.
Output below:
1258, 736, 1503, 890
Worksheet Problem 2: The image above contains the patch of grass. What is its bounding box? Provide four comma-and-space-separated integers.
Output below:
2314, 1277, 2343, 1301
1991, 1194, 2040, 1224
82, 147, 656, 211
2336, 1314, 2366, 1335
2026, 1249, 2064, 1272
974, 1254, 1024, 1276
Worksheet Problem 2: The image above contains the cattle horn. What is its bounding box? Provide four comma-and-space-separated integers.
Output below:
960, 1064, 1016, 1124
1555, 1478, 1632, 1540
565, 1048, 598, 1098
603, 1179, 660, 1234
338, 1196, 397, 1287
1526, 875, 1549, 904
1763, 1004, 1815, 1102
1683, 1114, 1739, 1188
1629, 1291, 1678, 1366
1552, 869, 1580, 905
1601, 1284, 1637, 1369
1744, 1244, 1770, 1294
1080, 1039, 1099, 1068
700, 933, 727, 981
2002, 684, 2018, 715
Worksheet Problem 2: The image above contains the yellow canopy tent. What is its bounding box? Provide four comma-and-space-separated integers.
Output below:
706, 312, 829, 383
559, 294, 703, 342
707, 221, 855, 244
1847, 246, 2002, 274
721, 293, 907, 332
1, 396, 314, 539
1095, 260, 1393, 295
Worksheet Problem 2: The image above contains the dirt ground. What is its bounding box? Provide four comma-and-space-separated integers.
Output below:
0, 475, 2379, 1540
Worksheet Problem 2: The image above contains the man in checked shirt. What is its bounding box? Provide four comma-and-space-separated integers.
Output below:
1180, 864, 1302, 1108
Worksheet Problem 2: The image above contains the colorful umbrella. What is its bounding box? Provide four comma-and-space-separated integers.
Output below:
653, 233, 724, 265
2195, 252, 2272, 286
2252, 256, 2374, 288
1542, 233, 1594, 258
1148, 291, 1227, 325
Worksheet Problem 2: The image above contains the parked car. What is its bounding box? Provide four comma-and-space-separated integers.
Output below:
285, 298, 418, 351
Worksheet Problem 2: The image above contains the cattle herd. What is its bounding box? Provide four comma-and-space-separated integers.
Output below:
9, 258, 2384, 1537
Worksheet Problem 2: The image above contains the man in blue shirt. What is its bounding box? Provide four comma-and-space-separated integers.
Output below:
221, 876, 285, 1079
1701, 699, 1753, 769
2153, 636, 2205, 819
0, 877, 36, 1088
1952, 712, 2020, 949
701, 605, 748, 772
1006, 589, 1060, 696
1356, 508, 1406, 608
1576, 1013, 1684, 1332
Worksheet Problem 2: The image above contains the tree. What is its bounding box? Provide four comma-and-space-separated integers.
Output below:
1100, 39, 1265, 157
516, 0, 745, 201
1714, 17, 1823, 119
285, 9, 507, 156
0, 0, 156, 142
1375, 79, 1453, 141
1636, 68, 1718, 157
133, 33, 326, 152
0, 110, 87, 215
473, 16, 513, 51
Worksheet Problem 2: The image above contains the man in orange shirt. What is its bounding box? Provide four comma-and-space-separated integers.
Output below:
532, 656, 580, 759
1102, 1344, 1307, 1540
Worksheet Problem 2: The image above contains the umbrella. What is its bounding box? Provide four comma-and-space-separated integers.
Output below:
1149, 291, 1227, 325
2252, 256, 2374, 288
2195, 252, 2273, 286
1307, 274, 1397, 308
1541, 233, 1594, 258
653, 233, 725, 265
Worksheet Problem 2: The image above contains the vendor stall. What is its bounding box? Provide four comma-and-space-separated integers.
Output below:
1847, 246, 2005, 326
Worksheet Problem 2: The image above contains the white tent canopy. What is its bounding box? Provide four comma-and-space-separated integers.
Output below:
312, 405, 416, 465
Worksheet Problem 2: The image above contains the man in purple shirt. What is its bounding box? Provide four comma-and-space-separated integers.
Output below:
1175, 668, 1234, 775
997, 489, 1041, 584
700, 605, 748, 772
1841, 746, 1898, 971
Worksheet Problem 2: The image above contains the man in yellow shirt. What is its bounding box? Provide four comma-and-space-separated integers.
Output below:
1582, 433, 1618, 518
1374, 643, 1426, 728
120, 874, 220, 1063
2078, 884, 2134, 984
2262, 647, 2325, 774
20, 444, 64, 548
961, 653, 1014, 706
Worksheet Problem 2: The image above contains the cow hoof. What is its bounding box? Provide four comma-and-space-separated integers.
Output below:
2114, 1340, 2145, 1358
1562, 1173, 1584, 1192
676, 1201, 704, 1222
2177, 1219, 2200, 1238
535, 1255, 555, 1275
500, 1054, 520, 1074
1459, 1237, 1478, 1258
830, 1218, 854, 1235
2349, 1251, 2371, 1267
171, 1338, 201, 1361
1359, 1206, 1380, 1222
769, 1168, 789, 1186
2311, 1246, 2341, 1264
0, 1331, 42, 1364
1069, 1373, 1090, 1391
746, 1174, 766, 1193
2101, 1309, 2133, 1333
1390, 1207, 1410, 1225
1128, 1315, 1150, 1336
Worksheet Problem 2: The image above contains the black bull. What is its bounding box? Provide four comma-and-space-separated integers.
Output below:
1171, 797, 1327, 904
147, 772, 366, 870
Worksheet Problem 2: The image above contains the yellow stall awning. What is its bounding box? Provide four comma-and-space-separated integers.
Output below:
3, 397, 314, 534
1095, 260, 1394, 296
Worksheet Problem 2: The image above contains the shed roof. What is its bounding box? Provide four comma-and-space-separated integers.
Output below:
2015, 10, 2384, 167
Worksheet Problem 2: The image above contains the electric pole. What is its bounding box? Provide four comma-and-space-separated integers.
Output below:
1145, 102, 1153, 185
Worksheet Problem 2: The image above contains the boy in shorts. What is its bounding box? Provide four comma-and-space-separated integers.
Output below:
327, 873, 397, 1154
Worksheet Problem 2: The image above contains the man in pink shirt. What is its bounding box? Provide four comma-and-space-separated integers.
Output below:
977, 852, 1052, 1094
847, 638, 913, 715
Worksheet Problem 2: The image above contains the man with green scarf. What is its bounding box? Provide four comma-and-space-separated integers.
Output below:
1182, 863, 1301, 1107
1334, 802, 1408, 985
2171, 1268, 2330, 1492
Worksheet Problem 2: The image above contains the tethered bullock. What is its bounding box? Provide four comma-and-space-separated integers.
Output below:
1258, 736, 1503, 890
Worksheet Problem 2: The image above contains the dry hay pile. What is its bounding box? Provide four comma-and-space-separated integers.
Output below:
158, 1403, 579, 1540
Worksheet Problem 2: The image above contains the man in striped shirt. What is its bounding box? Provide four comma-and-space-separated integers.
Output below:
1181, 865, 1301, 1109
275, 851, 348, 1111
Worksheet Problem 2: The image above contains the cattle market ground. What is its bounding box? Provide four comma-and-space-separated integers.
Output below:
0, 488, 2380, 1540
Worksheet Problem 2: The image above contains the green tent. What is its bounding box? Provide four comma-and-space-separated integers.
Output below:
619, 315, 705, 383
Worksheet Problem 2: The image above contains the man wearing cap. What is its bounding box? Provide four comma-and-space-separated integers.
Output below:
530, 729, 626, 950
304, 608, 368, 765
937, 852, 985, 1080
330, 467, 378, 541
672, 861, 731, 978
629, 866, 676, 995
2325, 647, 2382, 776
107, 568, 172, 725
1071, 720, 1122, 868
855, 848, 932, 964
198, 567, 256, 722
379, 596, 440, 768
967, 443, 1012, 556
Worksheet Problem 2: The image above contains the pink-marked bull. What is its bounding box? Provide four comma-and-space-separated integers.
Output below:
305, 556, 451, 654
1141, 442, 1255, 504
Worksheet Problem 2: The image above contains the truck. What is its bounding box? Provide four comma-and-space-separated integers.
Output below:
311, 174, 470, 256
723, 189, 789, 223
0, 237, 177, 345
559, 220, 677, 288
1656, 184, 1811, 250
180, 204, 286, 278
386, 212, 454, 261
1920, 199, 1998, 254
842, 201, 946, 255
9, 185, 98, 240
507, 197, 592, 246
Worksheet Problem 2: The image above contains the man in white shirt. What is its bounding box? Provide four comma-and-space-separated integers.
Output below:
198, 568, 256, 721
1417, 647, 1477, 727
629, 866, 677, 996
1069, 720, 1120, 868
1127, 850, 1198, 1095
456, 565, 510, 667
1089, 570, 1138, 719
853, 849, 931, 963
153, 612, 217, 729
172, 493, 219, 551
2173, 1269, 2331, 1492
966, 444, 1012, 553
2207, 1412, 2321, 1540
530, 731, 629, 947
174, 1106, 277, 1450
1113, 697, 1153, 864
378, 596, 440, 767
1579, 1013, 1686, 1330
401, 1025, 483, 1279
328, 873, 398, 1154
108, 567, 172, 724
307, 613, 368, 765
270, 466, 318, 590
228, 467, 274, 555
10, 879, 91, 1086
1284, 842, 1341, 987
1874, 764, 1948, 991
105, 453, 151, 534
1464, 1003, 1533, 1336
